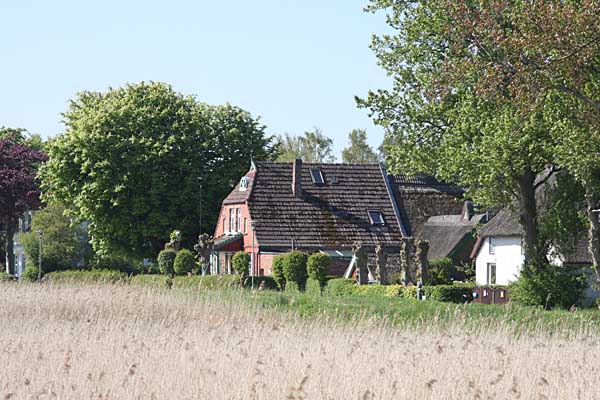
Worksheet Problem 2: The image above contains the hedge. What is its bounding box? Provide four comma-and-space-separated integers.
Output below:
129, 274, 168, 288
44, 269, 128, 284
325, 278, 356, 296
423, 283, 474, 303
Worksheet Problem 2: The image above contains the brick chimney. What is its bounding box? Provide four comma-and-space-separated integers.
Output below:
292, 158, 302, 198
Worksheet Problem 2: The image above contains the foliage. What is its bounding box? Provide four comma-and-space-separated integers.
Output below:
509, 265, 588, 309
423, 284, 474, 304
341, 129, 378, 164
0, 271, 11, 281
282, 251, 308, 291
306, 252, 330, 294
40, 81, 277, 258
89, 254, 140, 274
20, 203, 90, 274
325, 278, 356, 297
271, 255, 286, 291
157, 249, 177, 276
428, 258, 454, 286
21, 264, 39, 282
276, 128, 335, 163
44, 269, 127, 284
174, 249, 195, 275
353, 284, 388, 297
232, 251, 251, 286
0, 138, 47, 274
129, 274, 168, 288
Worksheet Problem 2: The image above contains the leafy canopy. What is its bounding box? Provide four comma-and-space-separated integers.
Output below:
40, 81, 277, 258
341, 129, 378, 164
276, 128, 335, 163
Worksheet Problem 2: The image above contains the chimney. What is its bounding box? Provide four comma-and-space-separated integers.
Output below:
292, 158, 303, 198
461, 200, 474, 221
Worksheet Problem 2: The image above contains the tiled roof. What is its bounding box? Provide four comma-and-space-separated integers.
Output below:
222, 170, 256, 205
247, 162, 403, 250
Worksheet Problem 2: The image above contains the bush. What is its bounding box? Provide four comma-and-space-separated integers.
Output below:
90, 254, 139, 274
402, 286, 417, 299
353, 284, 388, 297
242, 275, 278, 290
423, 283, 474, 303
384, 284, 404, 297
174, 249, 195, 275
509, 265, 587, 309
271, 255, 286, 291
282, 251, 308, 291
306, 253, 331, 294
232, 251, 251, 286
428, 258, 454, 285
22, 264, 39, 282
157, 249, 177, 276
325, 278, 356, 296
44, 269, 127, 284
389, 273, 403, 285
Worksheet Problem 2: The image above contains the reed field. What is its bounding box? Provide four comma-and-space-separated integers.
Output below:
1, 283, 600, 399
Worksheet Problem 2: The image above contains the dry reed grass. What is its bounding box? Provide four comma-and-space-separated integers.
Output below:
1, 283, 599, 399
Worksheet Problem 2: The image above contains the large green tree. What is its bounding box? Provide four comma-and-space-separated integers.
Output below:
341, 129, 378, 164
276, 128, 335, 163
358, 0, 564, 267
41, 82, 277, 259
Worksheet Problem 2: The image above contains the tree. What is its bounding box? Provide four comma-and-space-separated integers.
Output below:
20, 203, 90, 273
358, 1, 560, 267
0, 139, 47, 275
40, 82, 277, 259
341, 129, 378, 164
232, 251, 250, 287
157, 249, 176, 277
276, 128, 335, 163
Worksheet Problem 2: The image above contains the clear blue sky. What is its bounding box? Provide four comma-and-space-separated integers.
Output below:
0, 0, 391, 158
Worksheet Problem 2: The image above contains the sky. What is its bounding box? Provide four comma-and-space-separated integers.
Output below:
0, 0, 392, 158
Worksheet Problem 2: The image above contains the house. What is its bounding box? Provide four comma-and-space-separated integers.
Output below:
12, 211, 33, 278
212, 159, 466, 277
419, 201, 486, 266
472, 207, 593, 285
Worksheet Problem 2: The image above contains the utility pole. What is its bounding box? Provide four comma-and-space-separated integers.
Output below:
198, 177, 203, 235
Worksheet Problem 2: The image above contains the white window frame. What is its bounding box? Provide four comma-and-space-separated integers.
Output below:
488, 237, 496, 255
237, 208, 242, 233
229, 208, 235, 233
367, 210, 385, 226
486, 263, 496, 285
310, 169, 324, 184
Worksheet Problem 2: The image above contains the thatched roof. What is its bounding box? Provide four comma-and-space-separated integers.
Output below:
477, 208, 523, 238
420, 213, 485, 260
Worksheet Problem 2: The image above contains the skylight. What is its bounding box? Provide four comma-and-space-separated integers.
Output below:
368, 210, 385, 226
310, 169, 324, 184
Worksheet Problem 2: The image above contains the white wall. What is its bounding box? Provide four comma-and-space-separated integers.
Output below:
475, 236, 524, 285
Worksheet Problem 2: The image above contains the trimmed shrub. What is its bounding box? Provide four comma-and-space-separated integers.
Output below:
44, 269, 127, 284
423, 283, 474, 303
22, 264, 39, 282
384, 284, 404, 297
242, 275, 277, 290
353, 284, 388, 297
509, 265, 587, 309
157, 249, 177, 276
325, 278, 356, 296
271, 255, 286, 291
232, 251, 251, 286
305, 278, 322, 295
428, 258, 454, 285
282, 251, 308, 291
174, 249, 195, 275
402, 286, 417, 299
307, 253, 331, 294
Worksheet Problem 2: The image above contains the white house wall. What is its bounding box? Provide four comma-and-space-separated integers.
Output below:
475, 236, 524, 285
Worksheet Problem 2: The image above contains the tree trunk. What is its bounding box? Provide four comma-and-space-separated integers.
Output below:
4, 221, 15, 276
584, 185, 600, 287
516, 167, 545, 271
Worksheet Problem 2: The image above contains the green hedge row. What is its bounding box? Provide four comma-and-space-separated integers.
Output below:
44, 269, 128, 284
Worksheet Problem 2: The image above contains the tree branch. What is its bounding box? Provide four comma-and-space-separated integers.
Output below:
548, 85, 600, 112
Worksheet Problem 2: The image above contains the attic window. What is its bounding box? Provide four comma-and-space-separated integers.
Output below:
239, 176, 250, 191
310, 169, 324, 184
368, 210, 385, 226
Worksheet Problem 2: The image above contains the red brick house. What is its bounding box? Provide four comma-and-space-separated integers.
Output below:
212, 159, 467, 277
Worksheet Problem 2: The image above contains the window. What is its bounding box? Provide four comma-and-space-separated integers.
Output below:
229, 208, 235, 233
239, 176, 250, 191
367, 210, 385, 226
486, 263, 496, 285
310, 168, 324, 184
222, 217, 226, 233
237, 208, 242, 233
244, 218, 248, 234
489, 237, 496, 254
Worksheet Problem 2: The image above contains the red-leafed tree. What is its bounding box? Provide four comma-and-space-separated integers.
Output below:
0, 139, 47, 275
